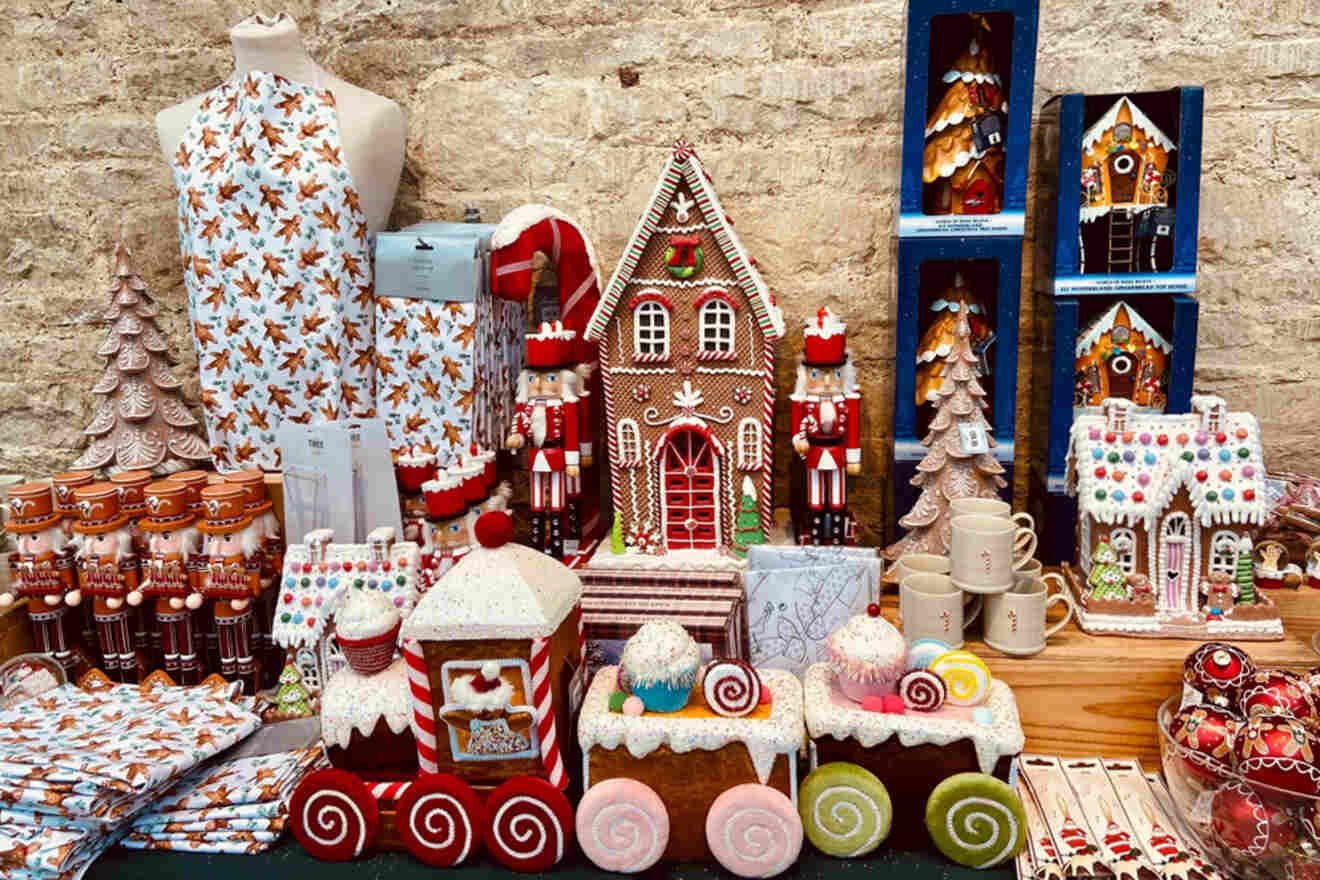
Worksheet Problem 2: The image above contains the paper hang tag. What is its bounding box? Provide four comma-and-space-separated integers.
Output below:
958, 422, 990, 454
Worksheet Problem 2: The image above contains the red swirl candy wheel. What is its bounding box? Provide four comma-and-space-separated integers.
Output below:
396, 773, 487, 867
483, 776, 574, 873
576, 778, 670, 873
289, 768, 379, 861
703, 659, 762, 718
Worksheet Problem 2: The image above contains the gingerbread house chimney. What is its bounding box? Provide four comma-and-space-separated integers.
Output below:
367, 526, 396, 562
1190, 394, 1227, 433
1100, 397, 1135, 433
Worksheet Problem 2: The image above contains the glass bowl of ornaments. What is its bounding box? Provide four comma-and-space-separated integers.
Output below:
1158, 642, 1320, 880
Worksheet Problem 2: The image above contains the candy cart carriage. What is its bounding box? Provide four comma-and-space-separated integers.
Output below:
288, 512, 588, 872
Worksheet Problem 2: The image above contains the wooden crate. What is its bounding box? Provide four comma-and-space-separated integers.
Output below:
878, 588, 1320, 767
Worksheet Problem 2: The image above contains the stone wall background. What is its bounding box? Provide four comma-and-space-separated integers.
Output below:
1, 0, 1317, 543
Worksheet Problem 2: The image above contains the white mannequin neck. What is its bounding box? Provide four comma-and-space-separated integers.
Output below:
230, 13, 322, 86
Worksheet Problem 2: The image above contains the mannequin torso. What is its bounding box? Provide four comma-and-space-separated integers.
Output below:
156, 13, 404, 234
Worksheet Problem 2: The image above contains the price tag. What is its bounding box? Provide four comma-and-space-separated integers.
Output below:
958, 423, 989, 454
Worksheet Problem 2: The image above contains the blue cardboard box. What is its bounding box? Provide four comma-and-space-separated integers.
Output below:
897, 0, 1040, 238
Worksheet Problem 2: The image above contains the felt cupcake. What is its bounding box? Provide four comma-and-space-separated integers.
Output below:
335, 588, 402, 675
620, 620, 702, 713
827, 605, 908, 703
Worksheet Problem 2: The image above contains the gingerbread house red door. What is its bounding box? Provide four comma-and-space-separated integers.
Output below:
661, 429, 720, 550
1105, 349, 1139, 400
1107, 150, 1139, 204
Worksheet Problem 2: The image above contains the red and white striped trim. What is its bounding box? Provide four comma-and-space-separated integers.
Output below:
404, 638, 440, 775
600, 338, 624, 523
759, 338, 775, 535
575, 603, 586, 668
369, 781, 412, 802
632, 352, 669, 364
529, 636, 568, 790
696, 348, 737, 361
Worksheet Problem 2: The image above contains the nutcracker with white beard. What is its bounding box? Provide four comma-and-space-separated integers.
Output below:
230, 469, 284, 688
110, 470, 155, 669
506, 323, 580, 559
71, 482, 144, 682
198, 483, 264, 694
0, 481, 89, 678
790, 308, 862, 545
126, 481, 207, 684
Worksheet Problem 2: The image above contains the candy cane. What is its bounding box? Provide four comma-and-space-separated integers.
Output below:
599, 338, 623, 521
530, 635, 567, 789
404, 638, 439, 774
760, 337, 774, 537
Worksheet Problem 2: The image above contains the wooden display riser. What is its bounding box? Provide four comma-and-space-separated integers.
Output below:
879, 588, 1320, 767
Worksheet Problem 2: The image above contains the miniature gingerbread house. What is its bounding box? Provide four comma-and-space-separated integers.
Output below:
1075, 301, 1171, 410
1065, 396, 1282, 639
584, 139, 783, 558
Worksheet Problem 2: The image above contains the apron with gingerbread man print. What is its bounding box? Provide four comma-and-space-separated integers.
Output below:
172, 70, 376, 472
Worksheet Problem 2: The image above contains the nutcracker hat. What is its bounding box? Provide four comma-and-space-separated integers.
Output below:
140, 480, 196, 532
5, 482, 62, 534
524, 321, 577, 369
196, 484, 253, 535
422, 469, 466, 520
229, 469, 273, 516
803, 306, 848, 367
51, 471, 95, 520
167, 470, 213, 515
110, 470, 153, 517
72, 482, 131, 536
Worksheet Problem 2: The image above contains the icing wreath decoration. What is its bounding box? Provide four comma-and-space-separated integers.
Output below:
664, 234, 703, 279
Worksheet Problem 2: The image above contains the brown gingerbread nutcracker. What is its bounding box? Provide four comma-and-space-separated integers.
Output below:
507, 322, 581, 559
71, 482, 144, 682
198, 483, 263, 694
790, 307, 862, 545
230, 469, 284, 688
51, 470, 96, 650
168, 470, 216, 667
110, 470, 155, 667
0, 482, 88, 677
126, 481, 206, 685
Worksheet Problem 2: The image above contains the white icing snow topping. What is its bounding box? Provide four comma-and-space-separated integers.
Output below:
422, 469, 463, 493
804, 307, 846, 339
826, 613, 906, 681
1082, 96, 1176, 156
321, 657, 412, 749
579, 666, 804, 784
803, 663, 1023, 774
401, 540, 582, 641
449, 664, 516, 713
398, 447, 434, 468
1075, 301, 1173, 359
621, 620, 702, 688
336, 587, 400, 640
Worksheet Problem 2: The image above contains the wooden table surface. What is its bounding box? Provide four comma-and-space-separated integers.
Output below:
878, 587, 1320, 766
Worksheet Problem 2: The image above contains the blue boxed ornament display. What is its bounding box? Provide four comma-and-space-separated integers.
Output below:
897, 0, 1040, 238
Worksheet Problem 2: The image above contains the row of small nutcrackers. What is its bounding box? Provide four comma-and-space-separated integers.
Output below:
1, 468, 283, 693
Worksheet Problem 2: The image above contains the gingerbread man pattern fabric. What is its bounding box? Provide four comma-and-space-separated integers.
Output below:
172, 70, 376, 472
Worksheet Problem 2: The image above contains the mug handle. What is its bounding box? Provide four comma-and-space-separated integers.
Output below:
1011, 512, 1035, 533
1011, 529, 1038, 568
963, 594, 982, 629
1043, 591, 1076, 640
1042, 571, 1068, 599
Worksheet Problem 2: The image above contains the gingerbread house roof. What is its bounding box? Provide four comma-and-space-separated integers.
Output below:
585, 142, 784, 343
402, 541, 583, 641
1075, 301, 1173, 360
1083, 96, 1176, 157
1067, 396, 1269, 529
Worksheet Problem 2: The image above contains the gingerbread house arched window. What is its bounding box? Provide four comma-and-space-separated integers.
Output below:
616, 418, 641, 468
295, 646, 320, 693
696, 290, 738, 360
737, 418, 762, 471
630, 292, 671, 361
1111, 528, 1137, 575
1209, 530, 1240, 576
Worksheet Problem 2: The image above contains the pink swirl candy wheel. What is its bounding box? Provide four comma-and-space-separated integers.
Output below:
703, 659, 762, 717
705, 784, 803, 878
576, 778, 670, 873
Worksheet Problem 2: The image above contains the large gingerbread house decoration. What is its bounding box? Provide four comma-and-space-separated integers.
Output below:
1074, 300, 1171, 409
585, 139, 784, 556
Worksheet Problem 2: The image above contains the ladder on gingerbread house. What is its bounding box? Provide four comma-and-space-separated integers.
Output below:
1107, 209, 1135, 273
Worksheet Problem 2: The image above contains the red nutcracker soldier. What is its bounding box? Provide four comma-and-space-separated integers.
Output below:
71, 482, 144, 682
507, 322, 581, 559
198, 483, 263, 694
230, 469, 284, 688
0, 482, 88, 678
126, 481, 206, 685
110, 470, 154, 667
791, 307, 861, 545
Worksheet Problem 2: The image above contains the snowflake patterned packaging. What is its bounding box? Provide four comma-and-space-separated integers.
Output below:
171, 70, 378, 472
72, 482, 145, 683
790, 307, 861, 545
619, 619, 702, 712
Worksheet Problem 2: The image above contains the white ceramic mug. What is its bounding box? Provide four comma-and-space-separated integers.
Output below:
950, 513, 1037, 594
949, 497, 1035, 534
893, 553, 951, 585
1015, 557, 1043, 582
984, 572, 1075, 656
900, 572, 982, 650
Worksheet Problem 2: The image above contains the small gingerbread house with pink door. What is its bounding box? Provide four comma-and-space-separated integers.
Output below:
585, 139, 784, 558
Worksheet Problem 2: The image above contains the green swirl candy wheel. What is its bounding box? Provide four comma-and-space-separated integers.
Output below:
925, 772, 1027, 869
798, 762, 893, 858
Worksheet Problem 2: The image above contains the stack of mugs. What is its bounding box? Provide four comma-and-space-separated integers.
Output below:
895, 498, 1076, 658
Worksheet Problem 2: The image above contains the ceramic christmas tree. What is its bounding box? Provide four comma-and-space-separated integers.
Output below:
732, 476, 766, 559
1087, 541, 1128, 601
885, 310, 1006, 561
275, 658, 315, 719
923, 14, 1009, 215
72, 243, 211, 475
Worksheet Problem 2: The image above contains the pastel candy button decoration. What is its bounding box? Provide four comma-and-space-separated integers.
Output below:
972, 707, 994, 725
704, 784, 803, 878
907, 639, 951, 671
929, 650, 992, 707
898, 669, 947, 712
622, 696, 645, 717
703, 659, 762, 718
798, 762, 893, 858
925, 773, 1027, 869
576, 779, 669, 874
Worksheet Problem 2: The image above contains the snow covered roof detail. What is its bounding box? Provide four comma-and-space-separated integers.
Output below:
1083, 96, 1176, 156
1068, 404, 1268, 529
1075, 301, 1173, 359
586, 146, 784, 343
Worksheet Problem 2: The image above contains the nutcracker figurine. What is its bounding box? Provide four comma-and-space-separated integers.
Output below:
71, 482, 144, 682
0, 482, 87, 677
507, 322, 581, 559
230, 469, 283, 687
168, 470, 215, 667
126, 481, 206, 684
198, 483, 263, 693
110, 470, 154, 667
422, 469, 472, 583
51, 470, 95, 650
791, 307, 862, 545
